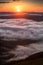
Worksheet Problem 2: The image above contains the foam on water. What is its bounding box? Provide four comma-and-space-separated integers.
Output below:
0, 19, 43, 40
0, 19, 43, 63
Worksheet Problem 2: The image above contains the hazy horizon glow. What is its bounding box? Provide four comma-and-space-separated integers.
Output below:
0, 1, 43, 12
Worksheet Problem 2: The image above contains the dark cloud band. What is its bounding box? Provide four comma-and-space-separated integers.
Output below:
0, 0, 43, 3
29, 0, 43, 3
0, 0, 12, 3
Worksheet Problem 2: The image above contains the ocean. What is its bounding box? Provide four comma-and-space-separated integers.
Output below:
0, 12, 43, 65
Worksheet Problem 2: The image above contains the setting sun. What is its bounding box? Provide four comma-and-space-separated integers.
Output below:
0, 1, 43, 12
16, 6, 21, 12
14, 4, 24, 12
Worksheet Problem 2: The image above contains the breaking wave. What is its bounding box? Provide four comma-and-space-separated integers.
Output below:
0, 19, 43, 64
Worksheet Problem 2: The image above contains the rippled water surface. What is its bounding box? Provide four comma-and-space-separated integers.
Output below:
0, 18, 43, 64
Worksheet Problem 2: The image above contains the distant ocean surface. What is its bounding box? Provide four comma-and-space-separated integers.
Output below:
0, 12, 43, 65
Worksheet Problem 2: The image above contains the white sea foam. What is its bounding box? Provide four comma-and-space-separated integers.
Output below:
0, 19, 43, 40
0, 19, 43, 62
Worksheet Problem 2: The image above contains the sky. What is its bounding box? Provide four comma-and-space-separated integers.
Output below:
0, 0, 43, 12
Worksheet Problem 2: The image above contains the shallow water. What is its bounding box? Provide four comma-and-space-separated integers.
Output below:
0, 18, 43, 64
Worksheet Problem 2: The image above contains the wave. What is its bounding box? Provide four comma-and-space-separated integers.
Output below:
0, 19, 43, 64
0, 19, 43, 40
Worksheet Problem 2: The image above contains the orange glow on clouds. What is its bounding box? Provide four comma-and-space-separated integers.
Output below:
0, 2, 43, 12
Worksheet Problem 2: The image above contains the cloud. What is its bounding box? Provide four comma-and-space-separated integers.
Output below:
0, 0, 43, 3
0, 0, 12, 3
30, 0, 43, 3
22, 0, 43, 3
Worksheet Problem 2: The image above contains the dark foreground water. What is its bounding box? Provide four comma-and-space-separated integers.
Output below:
0, 16, 43, 65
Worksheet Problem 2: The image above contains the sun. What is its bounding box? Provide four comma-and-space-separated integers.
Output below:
17, 7, 21, 12
15, 5, 22, 12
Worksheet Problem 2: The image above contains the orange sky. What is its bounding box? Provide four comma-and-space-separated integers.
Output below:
0, 2, 43, 12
